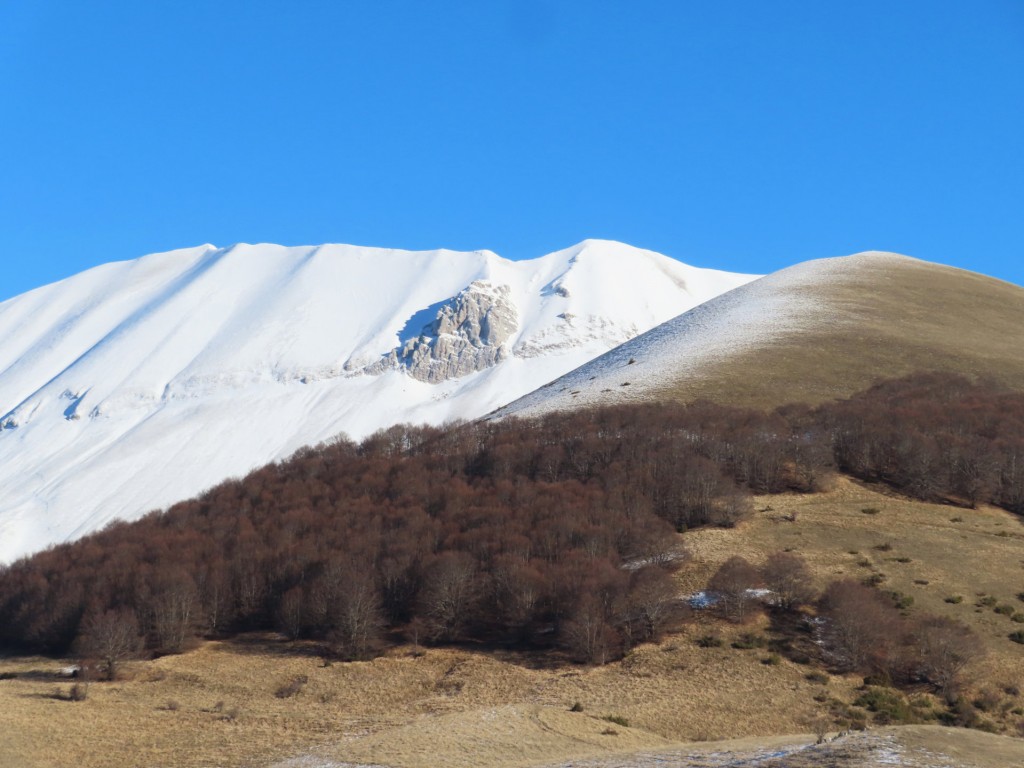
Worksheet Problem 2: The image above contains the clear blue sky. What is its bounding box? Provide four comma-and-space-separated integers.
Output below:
1, 1, 1022, 301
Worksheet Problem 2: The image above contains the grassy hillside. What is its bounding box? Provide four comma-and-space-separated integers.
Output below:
658, 256, 1024, 408
502, 253, 1024, 415
2, 478, 1022, 767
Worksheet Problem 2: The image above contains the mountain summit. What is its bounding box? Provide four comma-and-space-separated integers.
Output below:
0, 240, 755, 561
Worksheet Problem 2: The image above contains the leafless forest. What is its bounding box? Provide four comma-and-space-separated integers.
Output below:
0, 373, 1018, 695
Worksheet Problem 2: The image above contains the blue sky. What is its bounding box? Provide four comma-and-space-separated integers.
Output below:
1, 1, 1022, 301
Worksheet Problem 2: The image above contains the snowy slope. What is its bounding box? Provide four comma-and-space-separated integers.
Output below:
498, 250, 1024, 418
0, 240, 756, 561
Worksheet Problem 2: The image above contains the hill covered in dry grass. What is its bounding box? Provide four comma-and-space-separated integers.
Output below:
2, 477, 1023, 768
501, 252, 1024, 415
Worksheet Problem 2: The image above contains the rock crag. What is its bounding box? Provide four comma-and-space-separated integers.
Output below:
366, 281, 519, 383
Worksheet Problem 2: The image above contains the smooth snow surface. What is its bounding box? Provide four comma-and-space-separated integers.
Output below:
0, 240, 756, 561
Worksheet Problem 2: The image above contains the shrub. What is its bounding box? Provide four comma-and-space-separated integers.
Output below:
695, 634, 723, 648
886, 591, 914, 611
995, 604, 1015, 616
603, 715, 629, 727
973, 689, 1002, 713
731, 632, 767, 650
1009, 631, 1024, 645
861, 507, 880, 515
863, 671, 892, 687
976, 596, 998, 608
940, 696, 980, 727
762, 653, 782, 665
274, 675, 308, 699
944, 595, 963, 604
68, 683, 88, 702
570, 701, 584, 712
853, 687, 918, 724
806, 671, 829, 684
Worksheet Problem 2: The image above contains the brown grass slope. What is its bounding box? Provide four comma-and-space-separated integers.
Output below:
3, 480, 1023, 768
500, 252, 1024, 414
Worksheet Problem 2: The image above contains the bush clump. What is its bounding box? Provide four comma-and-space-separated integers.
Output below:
274, 675, 309, 699
68, 683, 88, 702
695, 634, 723, 648
853, 687, 920, 725
731, 632, 767, 650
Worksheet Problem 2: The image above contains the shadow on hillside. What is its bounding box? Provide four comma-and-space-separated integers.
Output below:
765, 608, 823, 668
212, 632, 329, 659
0, 668, 75, 682
214, 631, 583, 672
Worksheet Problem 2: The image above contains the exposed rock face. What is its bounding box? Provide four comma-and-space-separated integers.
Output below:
368, 281, 520, 383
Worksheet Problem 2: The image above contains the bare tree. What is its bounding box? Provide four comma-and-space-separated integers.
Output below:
275, 586, 304, 640
419, 552, 479, 641
762, 551, 816, 610
622, 566, 683, 645
708, 556, 762, 622
76, 608, 142, 680
817, 580, 902, 673
330, 565, 384, 660
149, 570, 199, 653
562, 595, 619, 665
912, 615, 982, 698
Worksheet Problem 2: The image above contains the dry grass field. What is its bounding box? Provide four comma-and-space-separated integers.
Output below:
503, 254, 1024, 419
2, 477, 1023, 767
656, 256, 1024, 409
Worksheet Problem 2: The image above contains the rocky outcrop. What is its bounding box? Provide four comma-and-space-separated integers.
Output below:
367, 281, 519, 383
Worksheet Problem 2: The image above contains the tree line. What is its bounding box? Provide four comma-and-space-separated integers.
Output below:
0, 371, 1018, 668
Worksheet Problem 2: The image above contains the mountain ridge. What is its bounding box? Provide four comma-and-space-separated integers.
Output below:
0, 239, 756, 562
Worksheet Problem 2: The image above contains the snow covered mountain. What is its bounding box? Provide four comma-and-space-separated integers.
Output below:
499, 251, 1024, 418
0, 239, 756, 562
